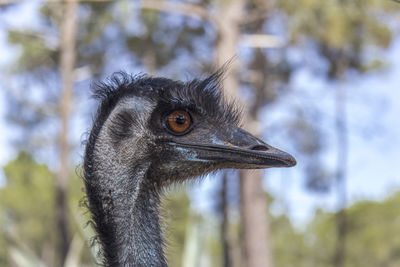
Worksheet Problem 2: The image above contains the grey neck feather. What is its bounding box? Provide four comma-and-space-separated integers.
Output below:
89, 111, 167, 266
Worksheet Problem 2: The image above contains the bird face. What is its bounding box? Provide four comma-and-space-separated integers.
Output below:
95, 72, 296, 183
149, 106, 296, 181
141, 76, 295, 181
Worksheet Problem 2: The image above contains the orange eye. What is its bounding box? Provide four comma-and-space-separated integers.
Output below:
167, 110, 192, 134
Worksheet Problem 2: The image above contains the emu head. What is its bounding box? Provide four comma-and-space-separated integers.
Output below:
90, 71, 296, 187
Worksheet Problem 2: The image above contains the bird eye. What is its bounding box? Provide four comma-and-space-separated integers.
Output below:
166, 110, 192, 135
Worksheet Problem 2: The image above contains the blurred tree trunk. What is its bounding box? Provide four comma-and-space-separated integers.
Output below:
219, 172, 232, 267
215, 2, 242, 266
333, 64, 349, 267
240, 170, 274, 267
215, 1, 274, 267
57, 0, 79, 264
241, 47, 275, 267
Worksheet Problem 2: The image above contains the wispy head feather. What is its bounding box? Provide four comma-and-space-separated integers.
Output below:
90, 69, 242, 131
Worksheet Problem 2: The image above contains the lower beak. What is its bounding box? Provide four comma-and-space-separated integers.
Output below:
169, 128, 296, 169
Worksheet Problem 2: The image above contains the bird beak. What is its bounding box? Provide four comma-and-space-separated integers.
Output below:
168, 127, 296, 169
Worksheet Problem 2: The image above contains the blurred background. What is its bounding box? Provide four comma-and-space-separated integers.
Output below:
0, 0, 400, 266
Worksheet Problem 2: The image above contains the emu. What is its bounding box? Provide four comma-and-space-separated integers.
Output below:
83, 71, 296, 266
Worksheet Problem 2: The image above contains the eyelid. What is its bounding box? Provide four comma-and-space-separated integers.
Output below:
169, 101, 203, 116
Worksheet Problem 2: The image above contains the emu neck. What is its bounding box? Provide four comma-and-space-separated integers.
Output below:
87, 157, 166, 266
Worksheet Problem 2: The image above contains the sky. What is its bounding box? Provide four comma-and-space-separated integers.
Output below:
264, 39, 400, 225
0, 2, 399, 227
188, 41, 400, 227
179, 38, 400, 227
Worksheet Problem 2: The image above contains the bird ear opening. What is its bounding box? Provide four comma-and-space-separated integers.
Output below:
108, 109, 136, 144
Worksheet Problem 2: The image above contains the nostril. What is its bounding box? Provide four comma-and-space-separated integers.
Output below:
250, 145, 269, 151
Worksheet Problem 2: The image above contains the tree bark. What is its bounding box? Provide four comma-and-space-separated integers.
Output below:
57, 0, 78, 265
215, 1, 274, 266
240, 169, 274, 267
219, 173, 232, 267
214, 1, 242, 266
239, 47, 275, 267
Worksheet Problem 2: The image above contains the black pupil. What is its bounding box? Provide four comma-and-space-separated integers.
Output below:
175, 115, 186, 125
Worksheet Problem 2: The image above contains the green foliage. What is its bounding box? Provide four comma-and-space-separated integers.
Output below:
124, 7, 209, 74
8, 30, 58, 72
0, 152, 93, 266
343, 194, 400, 267
0, 155, 206, 267
162, 188, 191, 267
281, 0, 392, 48
279, 0, 398, 77
291, 193, 400, 267
0, 152, 57, 264
272, 215, 312, 267
7, 2, 115, 77
2, 154, 400, 267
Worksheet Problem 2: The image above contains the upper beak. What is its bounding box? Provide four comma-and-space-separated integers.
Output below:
169, 127, 296, 169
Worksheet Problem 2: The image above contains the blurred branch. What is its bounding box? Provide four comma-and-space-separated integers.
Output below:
5, 227, 46, 267
140, 0, 210, 22
8, 246, 46, 267
9, 30, 59, 50
240, 34, 284, 48
64, 234, 84, 267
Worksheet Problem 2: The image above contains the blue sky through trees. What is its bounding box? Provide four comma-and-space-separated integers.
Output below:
0, 3, 399, 226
